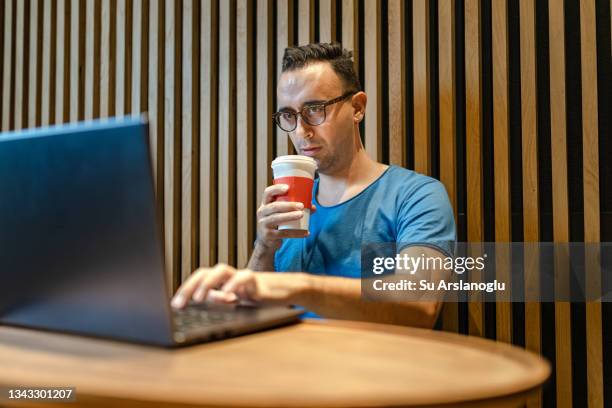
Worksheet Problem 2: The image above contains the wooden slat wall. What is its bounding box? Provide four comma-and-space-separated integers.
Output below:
13, 0, 23, 130
364, 0, 381, 161
413, 0, 430, 176
27, 0, 41, 128
319, 0, 336, 43
199, 0, 218, 269
492, 0, 512, 344
342, 0, 358, 72
464, 0, 484, 338
40, 0, 54, 125
1, 1, 610, 405
236, 0, 254, 268
275, 0, 294, 158
438, 0, 458, 333
388, 0, 406, 168
524, 12, 543, 408
518, 2, 543, 406
580, 1, 603, 407
255, 0, 273, 245
549, 1, 572, 406
2, 0, 13, 131
181, 0, 195, 281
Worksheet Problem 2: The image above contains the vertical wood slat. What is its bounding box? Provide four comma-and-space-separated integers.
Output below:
464, 0, 484, 337
148, 0, 164, 205
318, 0, 336, 43
438, 0, 458, 333
0, 0, 4, 130
275, 0, 293, 158
200, 0, 218, 267
364, 0, 381, 161
164, 0, 176, 280
492, 0, 512, 344
413, 0, 430, 175
123, 0, 133, 115
388, 0, 406, 168
100, 0, 110, 118
14, 0, 25, 129
101, 0, 118, 119
116, 0, 126, 116
256, 0, 273, 223
2, 0, 13, 130
217, 0, 236, 265
341, 0, 359, 71
548, 0, 572, 406
138, 0, 148, 116
131, 0, 142, 115
147, 0, 157, 181
27, 0, 41, 128
55, 0, 67, 125
78, 0, 86, 121
298, 0, 314, 45
84, 0, 95, 120
181, 0, 194, 281
236, 0, 254, 268
519, 1, 541, 406
69, 0, 79, 122
580, 1, 603, 407
40, 0, 53, 126
164, 0, 181, 289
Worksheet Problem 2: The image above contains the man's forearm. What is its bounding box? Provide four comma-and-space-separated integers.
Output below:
290, 274, 441, 329
247, 241, 276, 271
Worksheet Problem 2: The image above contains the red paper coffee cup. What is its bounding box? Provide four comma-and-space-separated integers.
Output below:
271, 155, 317, 231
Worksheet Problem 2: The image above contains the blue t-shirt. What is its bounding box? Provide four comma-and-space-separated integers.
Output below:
274, 165, 456, 277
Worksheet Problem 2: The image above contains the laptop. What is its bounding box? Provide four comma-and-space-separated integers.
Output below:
0, 117, 301, 347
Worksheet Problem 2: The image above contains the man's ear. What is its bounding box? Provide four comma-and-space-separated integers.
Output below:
352, 91, 367, 123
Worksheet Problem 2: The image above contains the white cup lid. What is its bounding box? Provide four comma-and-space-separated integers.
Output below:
271, 155, 317, 168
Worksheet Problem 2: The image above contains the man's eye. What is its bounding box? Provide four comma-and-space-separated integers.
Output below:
306, 105, 325, 114
281, 112, 294, 120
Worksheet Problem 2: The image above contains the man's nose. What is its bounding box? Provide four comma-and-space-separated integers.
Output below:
294, 115, 313, 139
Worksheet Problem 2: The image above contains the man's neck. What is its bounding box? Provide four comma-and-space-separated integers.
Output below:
317, 149, 388, 206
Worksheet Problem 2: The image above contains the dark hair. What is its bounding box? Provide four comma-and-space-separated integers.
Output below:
281, 42, 361, 93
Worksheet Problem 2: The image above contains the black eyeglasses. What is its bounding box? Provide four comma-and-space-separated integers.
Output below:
272, 91, 355, 132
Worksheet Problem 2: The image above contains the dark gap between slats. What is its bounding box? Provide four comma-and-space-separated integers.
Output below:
507, 0, 525, 349
192, 0, 202, 269
595, 0, 612, 403
124, 0, 133, 117
455, 0, 469, 335
405, 0, 415, 171
8, 0, 17, 129
174, 0, 183, 283
156, 0, 165, 242
429, 0, 439, 180
335, 0, 342, 43
0, 1, 4, 128
535, 1, 556, 406
480, 0, 497, 341
357, 0, 365, 144
380, 0, 389, 165
564, 1, 587, 407
314, 0, 320, 43
22, 0, 31, 127
249, 0, 257, 257
272, 3, 278, 161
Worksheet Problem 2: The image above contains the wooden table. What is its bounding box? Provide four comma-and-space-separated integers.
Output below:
0, 319, 549, 408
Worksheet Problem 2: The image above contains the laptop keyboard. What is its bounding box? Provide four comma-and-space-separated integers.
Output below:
172, 306, 240, 332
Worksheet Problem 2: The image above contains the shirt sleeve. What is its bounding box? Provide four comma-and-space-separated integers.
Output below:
395, 179, 457, 257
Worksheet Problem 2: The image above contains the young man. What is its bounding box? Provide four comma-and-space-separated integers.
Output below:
171, 43, 456, 328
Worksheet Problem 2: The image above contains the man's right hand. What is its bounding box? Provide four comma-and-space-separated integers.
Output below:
255, 184, 316, 251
